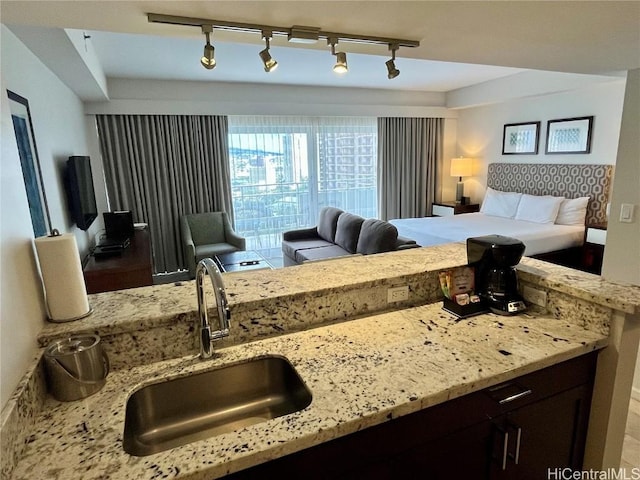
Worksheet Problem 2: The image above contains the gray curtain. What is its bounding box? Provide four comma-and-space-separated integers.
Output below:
96, 115, 233, 273
377, 117, 442, 220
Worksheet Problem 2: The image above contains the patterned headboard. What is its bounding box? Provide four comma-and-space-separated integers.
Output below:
487, 163, 613, 224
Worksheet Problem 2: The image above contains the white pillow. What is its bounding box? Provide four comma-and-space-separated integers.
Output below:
480, 187, 522, 218
515, 194, 564, 224
556, 196, 590, 225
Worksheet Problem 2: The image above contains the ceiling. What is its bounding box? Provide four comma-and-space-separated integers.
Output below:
2, 1, 639, 100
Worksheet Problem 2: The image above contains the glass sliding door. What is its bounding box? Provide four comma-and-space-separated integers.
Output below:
228, 116, 377, 262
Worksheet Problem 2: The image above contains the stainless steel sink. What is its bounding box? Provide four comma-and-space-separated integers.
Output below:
123, 355, 312, 456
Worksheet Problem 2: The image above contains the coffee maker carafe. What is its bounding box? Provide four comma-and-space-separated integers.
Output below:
467, 235, 527, 315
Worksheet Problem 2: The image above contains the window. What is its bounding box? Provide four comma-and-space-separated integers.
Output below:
228, 116, 377, 260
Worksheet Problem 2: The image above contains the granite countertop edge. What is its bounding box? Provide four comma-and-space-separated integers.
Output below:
11, 303, 609, 480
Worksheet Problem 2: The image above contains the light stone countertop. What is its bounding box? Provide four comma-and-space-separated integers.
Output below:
517, 256, 640, 315
36, 243, 468, 342
36, 243, 640, 347
11, 302, 607, 480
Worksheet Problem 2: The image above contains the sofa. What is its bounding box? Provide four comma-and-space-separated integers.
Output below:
282, 207, 418, 266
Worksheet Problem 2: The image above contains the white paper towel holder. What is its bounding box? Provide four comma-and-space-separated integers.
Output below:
43, 229, 94, 323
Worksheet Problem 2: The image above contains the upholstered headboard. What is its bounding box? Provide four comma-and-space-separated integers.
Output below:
486, 163, 613, 225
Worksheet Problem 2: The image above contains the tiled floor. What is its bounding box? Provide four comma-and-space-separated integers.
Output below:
622, 395, 640, 469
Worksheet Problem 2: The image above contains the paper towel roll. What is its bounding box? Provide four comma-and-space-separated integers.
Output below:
34, 233, 91, 322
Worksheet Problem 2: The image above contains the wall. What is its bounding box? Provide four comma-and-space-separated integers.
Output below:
601, 69, 640, 400
456, 73, 640, 400
602, 69, 640, 285
85, 78, 452, 117
0, 26, 101, 408
454, 80, 626, 204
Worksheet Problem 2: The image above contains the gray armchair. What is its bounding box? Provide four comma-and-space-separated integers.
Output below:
180, 212, 246, 277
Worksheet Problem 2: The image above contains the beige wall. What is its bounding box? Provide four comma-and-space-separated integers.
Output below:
0, 26, 98, 407
602, 70, 640, 286
454, 80, 626, 205
0, 80, 47, 407
601, 69, 640, 399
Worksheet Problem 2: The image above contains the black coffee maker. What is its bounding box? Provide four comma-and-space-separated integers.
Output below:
467, 235, 527, 315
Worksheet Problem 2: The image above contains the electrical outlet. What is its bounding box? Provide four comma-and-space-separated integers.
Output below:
387, 285, 409, 303
523, 286, 547, 308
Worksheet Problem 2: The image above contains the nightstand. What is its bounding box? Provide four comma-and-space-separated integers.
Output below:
432, 201, 480, 217
583, 222, 607, 274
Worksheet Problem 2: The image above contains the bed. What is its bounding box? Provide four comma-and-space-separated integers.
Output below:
391, 213, 585, 256
390, 163, 613, 257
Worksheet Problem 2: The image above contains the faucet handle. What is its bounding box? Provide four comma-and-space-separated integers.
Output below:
200, 326, 214, 358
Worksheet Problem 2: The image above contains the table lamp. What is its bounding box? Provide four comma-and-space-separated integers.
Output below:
450, 157, 473, 204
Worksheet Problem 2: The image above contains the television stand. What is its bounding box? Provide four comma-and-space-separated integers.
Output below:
83, 229, 153, 294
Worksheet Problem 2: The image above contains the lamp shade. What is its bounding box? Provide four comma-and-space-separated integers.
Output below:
450, 157, 473, 177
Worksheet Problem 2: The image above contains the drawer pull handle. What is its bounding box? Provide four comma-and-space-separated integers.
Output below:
514, 426, 522, 464
498, 389, 532, 404
501, 431, 509, 471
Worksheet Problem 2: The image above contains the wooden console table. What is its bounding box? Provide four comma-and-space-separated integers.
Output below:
83, 229, 153, 294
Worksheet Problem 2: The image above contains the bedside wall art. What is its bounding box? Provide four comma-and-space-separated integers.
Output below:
545, 116, 594, 154
502, 121, 540, 155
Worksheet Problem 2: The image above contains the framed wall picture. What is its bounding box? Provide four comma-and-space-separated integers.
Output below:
545, 116, 594, 154
7, 90, 52, 237
502, 121, 540, 155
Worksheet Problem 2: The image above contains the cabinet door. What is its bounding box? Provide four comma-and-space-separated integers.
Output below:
489, 384, 592, 480
392, 419, 494, 479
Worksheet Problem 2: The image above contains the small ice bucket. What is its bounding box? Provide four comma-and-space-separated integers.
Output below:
44, 334, 109, 401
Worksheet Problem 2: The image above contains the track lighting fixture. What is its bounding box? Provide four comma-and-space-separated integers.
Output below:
200, 25, 216, 70
259, 31, 278, 72
328, 38, 348, 74
386, 43, 400, 79
147, 13, 420, 78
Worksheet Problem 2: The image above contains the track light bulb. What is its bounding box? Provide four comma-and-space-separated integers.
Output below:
333, 51, 348, 74
201, 44, 216, 69
328, 38, 348, 74
386, 59, 400, 79
259, 34, 278, 72
200, 28, 216, 70
259, 48, 278, 72
386, 44, 400, 79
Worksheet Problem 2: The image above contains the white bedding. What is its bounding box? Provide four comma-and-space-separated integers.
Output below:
390, 213, 585, 256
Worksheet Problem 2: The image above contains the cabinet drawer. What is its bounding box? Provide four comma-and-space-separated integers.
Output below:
485, 352, 597, 414
586, 228, 607, 245
432, 204, 454, 216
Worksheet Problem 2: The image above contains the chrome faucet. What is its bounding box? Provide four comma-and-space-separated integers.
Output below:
195, 258, 230, 359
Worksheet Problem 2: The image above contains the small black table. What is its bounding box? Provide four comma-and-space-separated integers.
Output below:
214, 250, 274, 273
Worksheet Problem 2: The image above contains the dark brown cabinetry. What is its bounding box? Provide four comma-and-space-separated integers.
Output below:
226, 352, 597, 479
83, 229, 153, 294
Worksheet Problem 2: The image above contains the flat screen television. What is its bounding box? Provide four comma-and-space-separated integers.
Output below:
64, 156, 98, 231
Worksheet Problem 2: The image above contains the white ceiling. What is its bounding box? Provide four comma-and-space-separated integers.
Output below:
85, 29, 525, 92
2, 1, 639, 100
